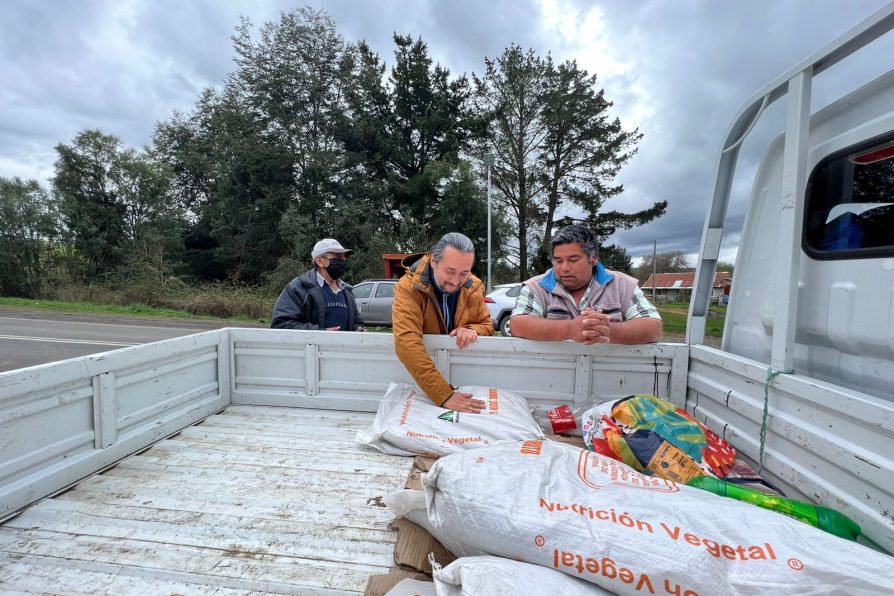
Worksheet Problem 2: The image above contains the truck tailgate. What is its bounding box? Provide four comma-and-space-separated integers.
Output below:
0, 405, 413, 594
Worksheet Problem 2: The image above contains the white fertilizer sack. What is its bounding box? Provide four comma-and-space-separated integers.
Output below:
383, 578, 436, 596
384, 489, 488, 559
357, 383, 543, 457
424, 440, 894, 595
384, 492, 612, 594
433, 556, 613, 596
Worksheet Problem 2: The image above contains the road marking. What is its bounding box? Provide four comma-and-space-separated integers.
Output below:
0, 335, 138, 347
0, 315, 201, 332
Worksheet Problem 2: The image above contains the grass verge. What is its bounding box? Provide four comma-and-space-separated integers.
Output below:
1, 297, 727, 338
656, 302, 726, 337
0, 297, 266, 324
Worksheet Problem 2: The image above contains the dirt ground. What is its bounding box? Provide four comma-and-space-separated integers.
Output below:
660, 331, 722, 348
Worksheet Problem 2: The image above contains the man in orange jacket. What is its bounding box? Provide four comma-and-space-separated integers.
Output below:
392, 232, 495, 413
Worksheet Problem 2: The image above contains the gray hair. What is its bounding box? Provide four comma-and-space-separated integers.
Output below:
431, 232, 475, 261
551, 225, 599, 259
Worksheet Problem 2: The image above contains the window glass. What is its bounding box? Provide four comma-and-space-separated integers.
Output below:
506, 285, 521, 297
804, 135, 894, 259
374, 283, 395, 298
352, 283, 373, 299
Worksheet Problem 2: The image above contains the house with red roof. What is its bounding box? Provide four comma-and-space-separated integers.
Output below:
641, 271, 731, 304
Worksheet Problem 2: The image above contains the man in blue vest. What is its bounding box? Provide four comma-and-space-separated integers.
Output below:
271, 238, 366, 331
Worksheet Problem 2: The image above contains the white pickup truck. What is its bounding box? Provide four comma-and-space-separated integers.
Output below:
2, 6, 893, 594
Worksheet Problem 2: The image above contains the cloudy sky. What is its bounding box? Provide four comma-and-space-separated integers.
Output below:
2, 0, 892, 264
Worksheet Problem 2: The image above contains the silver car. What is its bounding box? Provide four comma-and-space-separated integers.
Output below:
352, 279, 397, 326
485, 283, 522, 336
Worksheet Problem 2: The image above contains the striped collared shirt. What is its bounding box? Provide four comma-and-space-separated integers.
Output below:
511, 265, 660, 321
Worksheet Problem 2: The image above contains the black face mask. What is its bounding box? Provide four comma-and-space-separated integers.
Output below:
325, 258, 347, 279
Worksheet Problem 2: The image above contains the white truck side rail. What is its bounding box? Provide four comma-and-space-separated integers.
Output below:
685, 345, 894, 553
228, 330, 687, 412
1, 330, 687, 521
683, 2, 894, 555
0, 330, 230, 522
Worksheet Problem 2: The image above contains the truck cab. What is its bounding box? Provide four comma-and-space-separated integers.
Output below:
723, 76, 894, 399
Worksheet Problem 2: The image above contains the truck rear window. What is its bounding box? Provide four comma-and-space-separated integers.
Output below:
803, 134, 894, 259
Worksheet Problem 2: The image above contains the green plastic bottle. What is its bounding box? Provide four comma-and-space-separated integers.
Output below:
686, 476, 861, 541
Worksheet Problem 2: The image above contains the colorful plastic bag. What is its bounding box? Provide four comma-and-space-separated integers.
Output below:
582, 394, 736, 482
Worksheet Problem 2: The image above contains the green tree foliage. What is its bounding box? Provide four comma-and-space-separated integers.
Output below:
155, 8, 349, 283
329, 32, 512, 282
0, 177, 59, 297
426, 159, 510, 278
339, 35, 489, 248
53, 131, 127, 275
4, 8, 658, 302
537, 60, 656, 270
474, 46, 665, 279
716, 261, 735, 273
472, 46, 549, 280
53, 130, 182, 279
597, 243, 633, 274
232, 9, 348, 242
196, 91, 295, 282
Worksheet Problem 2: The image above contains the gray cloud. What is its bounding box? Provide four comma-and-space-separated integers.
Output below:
1, 0, 891, 264
588, 0, 893, 263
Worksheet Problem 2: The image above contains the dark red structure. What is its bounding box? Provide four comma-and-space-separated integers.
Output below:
382, 253, 413, 279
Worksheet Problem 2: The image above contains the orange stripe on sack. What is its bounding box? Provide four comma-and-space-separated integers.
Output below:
520, 440, 543, 455
488, 388, 499, 415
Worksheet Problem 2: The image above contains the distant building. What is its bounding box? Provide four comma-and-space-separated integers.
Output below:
642, 271, 731, 303
382, 253, 412, 278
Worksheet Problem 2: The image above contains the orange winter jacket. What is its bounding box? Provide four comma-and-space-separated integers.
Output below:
392, 253, 495, 405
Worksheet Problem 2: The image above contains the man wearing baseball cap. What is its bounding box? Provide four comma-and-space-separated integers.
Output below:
271, 238, 366, 331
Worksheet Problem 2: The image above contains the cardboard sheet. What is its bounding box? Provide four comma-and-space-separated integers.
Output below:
546, 432, 587, 449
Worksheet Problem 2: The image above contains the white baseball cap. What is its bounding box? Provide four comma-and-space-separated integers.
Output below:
311, 238, 353, 259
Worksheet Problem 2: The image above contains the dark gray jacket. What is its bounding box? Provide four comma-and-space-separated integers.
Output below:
271, 269, 364, 330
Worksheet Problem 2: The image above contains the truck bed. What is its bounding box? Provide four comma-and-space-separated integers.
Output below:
7, 327, 888, 591
0, 405, 413, 595
0, 329, 688, 593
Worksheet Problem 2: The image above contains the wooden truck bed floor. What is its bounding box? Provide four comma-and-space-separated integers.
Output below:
0, 405, 413, 595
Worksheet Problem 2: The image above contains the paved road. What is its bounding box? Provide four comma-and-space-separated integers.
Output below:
0, 309, 266, 373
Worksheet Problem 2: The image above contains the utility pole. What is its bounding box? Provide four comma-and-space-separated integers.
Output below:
484, 153, 495, 292
652, 240, 657, 303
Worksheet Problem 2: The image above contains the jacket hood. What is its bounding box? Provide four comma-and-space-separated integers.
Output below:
401, 252, 426, 269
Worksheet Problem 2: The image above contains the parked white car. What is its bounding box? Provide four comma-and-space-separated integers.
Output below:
484, 283, 521, 336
